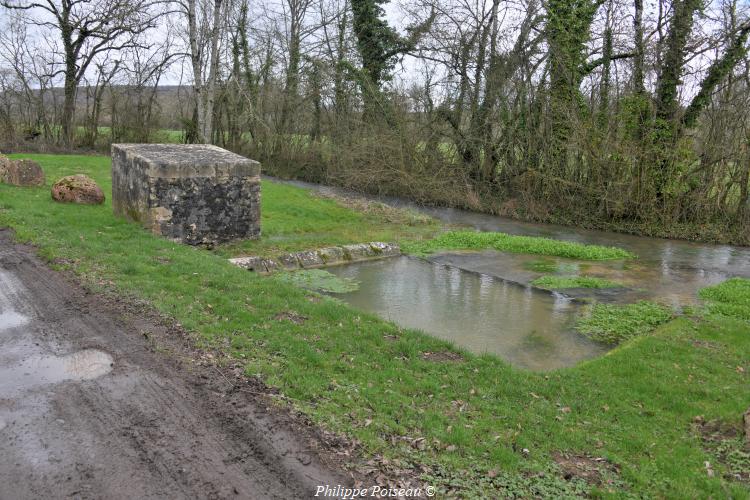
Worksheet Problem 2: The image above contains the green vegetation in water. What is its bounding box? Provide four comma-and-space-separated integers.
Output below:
275, 269, 359, 293
523, 259, 580, 274
401, 231, 635, 260
2, 155, 750, 498
531, 275, 624, 290
576, 301, 674, 344
699, 278, 750, 320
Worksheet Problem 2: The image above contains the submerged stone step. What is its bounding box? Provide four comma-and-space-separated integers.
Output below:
229, 242, 400, 274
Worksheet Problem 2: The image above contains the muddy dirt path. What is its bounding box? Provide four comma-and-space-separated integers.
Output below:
0, 229, 350, 499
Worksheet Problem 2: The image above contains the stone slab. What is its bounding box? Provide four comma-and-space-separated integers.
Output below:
229, 242, 401, 274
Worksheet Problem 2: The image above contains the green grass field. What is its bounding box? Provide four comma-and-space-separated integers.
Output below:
1, 154, 749, 498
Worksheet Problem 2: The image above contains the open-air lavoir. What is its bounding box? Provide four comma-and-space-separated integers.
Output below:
2, 0, 750, 494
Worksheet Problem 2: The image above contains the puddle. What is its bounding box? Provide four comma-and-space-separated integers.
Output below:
0, 311, 29, 331
326, 257, 608, 370
0, 349, 114, 395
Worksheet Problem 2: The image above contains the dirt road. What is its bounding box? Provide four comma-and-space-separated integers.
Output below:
0, 229, 350, 499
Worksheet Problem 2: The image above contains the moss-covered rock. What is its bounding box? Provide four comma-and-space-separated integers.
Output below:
51, 174, 105, 205
0, 156, 46, 187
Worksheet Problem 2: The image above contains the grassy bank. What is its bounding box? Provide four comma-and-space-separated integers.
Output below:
1, 154, 749, 498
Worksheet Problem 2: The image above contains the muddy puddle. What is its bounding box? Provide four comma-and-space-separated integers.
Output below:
0, 310, 28, 330
326, 256, 608, 370
0, 349, 114, 395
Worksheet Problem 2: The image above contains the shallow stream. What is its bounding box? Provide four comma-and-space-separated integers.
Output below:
272, 178, 750, 369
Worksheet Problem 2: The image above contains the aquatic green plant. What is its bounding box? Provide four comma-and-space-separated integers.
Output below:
402, 231, 635, 260
524, 259, 560, 273
531, 275, 623, 290
576, 301, 673, 344
698, 277, 750, 320
275, 269, 360, 293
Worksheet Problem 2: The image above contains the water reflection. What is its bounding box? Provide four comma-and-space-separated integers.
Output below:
327, 257, 608, 370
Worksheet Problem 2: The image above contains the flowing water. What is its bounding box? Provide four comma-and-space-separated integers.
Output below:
271, 178, 750, 369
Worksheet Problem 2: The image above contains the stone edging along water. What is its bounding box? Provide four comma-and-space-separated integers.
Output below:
229, 242, 400, 274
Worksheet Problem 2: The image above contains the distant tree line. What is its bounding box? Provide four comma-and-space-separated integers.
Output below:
1, 0, 750, 242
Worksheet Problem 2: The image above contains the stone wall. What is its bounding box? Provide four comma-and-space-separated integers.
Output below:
229, 242, 401, 274
112, 144, 261, 245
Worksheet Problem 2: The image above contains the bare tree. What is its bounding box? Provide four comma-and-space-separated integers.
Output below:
1, 0, 163, 145
184, 0, 227, 142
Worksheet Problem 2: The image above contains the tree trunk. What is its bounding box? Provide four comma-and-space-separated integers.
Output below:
202, 0, 223, 143
61, 23, 78, 147
633, 0, 645, 94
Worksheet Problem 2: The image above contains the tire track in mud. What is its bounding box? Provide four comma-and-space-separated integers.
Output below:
0, 229, 351, 499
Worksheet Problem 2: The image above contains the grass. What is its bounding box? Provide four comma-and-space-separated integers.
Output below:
1, 154, 749, 498
575, 301, 674, 344
215, 184, 441, 259
531, 275, 623, 290
401, 231, 636, 260
699, 277, 750, 320
523, 259, 581, 274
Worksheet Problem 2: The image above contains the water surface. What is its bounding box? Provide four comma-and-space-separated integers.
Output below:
272, 178, 750, 369
327, 257, 608, 370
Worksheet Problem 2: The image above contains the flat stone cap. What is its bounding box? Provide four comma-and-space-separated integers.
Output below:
112, 144, 260, 178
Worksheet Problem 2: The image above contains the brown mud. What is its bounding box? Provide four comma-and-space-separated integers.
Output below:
0, 229, 353, 499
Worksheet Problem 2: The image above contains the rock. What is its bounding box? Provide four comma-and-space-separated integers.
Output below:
260, 258, 279, 273
0, 155, 11, 182
51, 175, 105, 205
0, 157, 45, 186
317, 246, 345, 264
296, 250, 325, 269
342, 243, 376, 260
369, 242, 400, 257
229, 256, 265, 272
277, 253, 301, 270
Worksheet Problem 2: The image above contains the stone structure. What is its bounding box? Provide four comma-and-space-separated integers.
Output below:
112, 144, 261, 245
230, 242, 401, 274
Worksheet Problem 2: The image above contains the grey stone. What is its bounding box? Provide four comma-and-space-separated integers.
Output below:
317, 246, 345, 264
112, 144, 261, 245
261, 259, 279, 273
229, 256, 265, 272
296, 250, 325, 268
342, 243, 377, 260
369, 242, 400, 257
229, 242, 400, 273
277, 253, 301, 270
